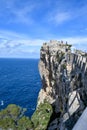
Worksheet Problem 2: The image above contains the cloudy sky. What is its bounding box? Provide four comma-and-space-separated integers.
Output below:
0, 0, 87, 58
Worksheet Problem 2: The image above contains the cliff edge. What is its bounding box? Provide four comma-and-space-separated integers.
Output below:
38, 40, 87, 130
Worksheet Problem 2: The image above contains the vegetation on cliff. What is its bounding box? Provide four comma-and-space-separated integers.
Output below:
0, 104, 33, 130
31, 102, 53, 130
0, 102, 53, 130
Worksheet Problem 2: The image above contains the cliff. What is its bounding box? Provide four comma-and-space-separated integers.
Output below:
0, 40, 87, 130
37, 40, 87, 130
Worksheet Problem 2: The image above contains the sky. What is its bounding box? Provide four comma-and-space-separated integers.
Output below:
0, 0, 87, 58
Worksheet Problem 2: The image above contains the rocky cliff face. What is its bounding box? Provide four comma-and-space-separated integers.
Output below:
37, 40, 87, 130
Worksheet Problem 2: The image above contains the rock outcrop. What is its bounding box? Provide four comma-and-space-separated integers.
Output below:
37, 40, 87, 130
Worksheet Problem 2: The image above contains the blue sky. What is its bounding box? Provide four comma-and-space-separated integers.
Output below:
0, 0, 87, 58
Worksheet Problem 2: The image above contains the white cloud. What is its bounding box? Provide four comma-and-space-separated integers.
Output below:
46, 1, 87, 25
8, 5, 34, 24
0, 0, 37, 25
62, 37, 87, 45
0, 29, 45, 45
0, 30, 27, 39
0, 29, 46, 58
49, 12, 71, 24
0, 29, 87, 58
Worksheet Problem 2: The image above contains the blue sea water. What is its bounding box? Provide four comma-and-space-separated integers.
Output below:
0, 58, 41, 117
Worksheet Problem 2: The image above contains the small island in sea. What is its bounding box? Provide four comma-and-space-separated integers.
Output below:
0, 40, 87, 130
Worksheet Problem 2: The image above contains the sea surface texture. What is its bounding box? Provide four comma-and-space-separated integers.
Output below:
0, 58, 41, 116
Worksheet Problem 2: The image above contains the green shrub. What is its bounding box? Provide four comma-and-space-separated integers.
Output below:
31, 102, 53, 130
6, 104, 21, 120
0, 104, 29, 130
17, 116, 33, 130
0, 117, 16, 129
0, 103, 53, 130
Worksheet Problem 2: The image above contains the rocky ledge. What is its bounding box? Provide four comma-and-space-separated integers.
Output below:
37, 40, 87, 130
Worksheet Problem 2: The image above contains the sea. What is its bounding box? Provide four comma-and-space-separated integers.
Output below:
0, 58, 41, 117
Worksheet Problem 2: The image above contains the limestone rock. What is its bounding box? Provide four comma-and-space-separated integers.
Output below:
37, 40, 87, 130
